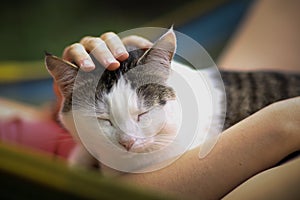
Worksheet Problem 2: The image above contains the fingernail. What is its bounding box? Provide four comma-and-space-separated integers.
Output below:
116, 49, 129, 61
106, 58, 119, 70
106, 57, 117, 65
81, 59, 95, 71
115, 48, 126, 57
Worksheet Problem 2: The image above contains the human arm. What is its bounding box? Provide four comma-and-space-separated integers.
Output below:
63, 32, 300, 199
119, 97, 300, 200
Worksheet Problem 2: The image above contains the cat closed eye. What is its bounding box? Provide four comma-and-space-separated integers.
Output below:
137, 111, 149, 122
97, 117, 113, 126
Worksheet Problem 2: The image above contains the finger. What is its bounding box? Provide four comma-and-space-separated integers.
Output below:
62, 43, 95, 72
122, 35, 153, 49
100, 32, 129, 61
80, 36, 119, 70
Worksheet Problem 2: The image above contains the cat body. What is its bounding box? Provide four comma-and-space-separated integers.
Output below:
221, 71, 300, 129
45, 29, 300, 173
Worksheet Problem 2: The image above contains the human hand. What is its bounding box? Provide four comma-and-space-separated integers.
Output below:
62, 32, 152, 71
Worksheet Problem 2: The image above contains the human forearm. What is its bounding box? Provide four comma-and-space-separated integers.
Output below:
119, 99, 300, 200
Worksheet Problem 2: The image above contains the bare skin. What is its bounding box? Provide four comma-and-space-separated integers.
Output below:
118, 98, 300, 199
218, 0, 300, 72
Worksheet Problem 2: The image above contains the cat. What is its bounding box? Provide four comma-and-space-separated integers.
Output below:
46, 30, 187, 173
45, 29, 300, 173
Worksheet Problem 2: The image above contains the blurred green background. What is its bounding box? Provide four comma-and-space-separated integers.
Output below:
0, 0, 206, 61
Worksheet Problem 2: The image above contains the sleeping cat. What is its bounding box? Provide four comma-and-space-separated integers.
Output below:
46, 30, 189, 172
45, 29, 300, 173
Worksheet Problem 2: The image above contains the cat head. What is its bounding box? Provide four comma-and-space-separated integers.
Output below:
45, 29, 181, 153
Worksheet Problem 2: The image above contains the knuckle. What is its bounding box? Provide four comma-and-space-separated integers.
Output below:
122, 35, 133, 41
80, 36, 92, 43
124, 35, 138, 40
122, 35, 140, 44
80, 36, 105, 49
70, 43, 82, 50
100, 32, 117, 40
68, 43, 83, 54
88, 38, 104, 46
63, 44, 76, 54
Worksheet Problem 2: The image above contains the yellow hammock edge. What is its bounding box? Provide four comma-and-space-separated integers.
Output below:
0, 61, 51, 83
0, 142, 174, 200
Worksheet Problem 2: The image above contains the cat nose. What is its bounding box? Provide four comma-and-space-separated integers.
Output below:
119, 139, 135, 151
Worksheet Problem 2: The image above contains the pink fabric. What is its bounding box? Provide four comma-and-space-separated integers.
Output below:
0, 117, 76, 159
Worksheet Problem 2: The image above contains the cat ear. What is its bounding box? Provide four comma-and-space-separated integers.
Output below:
137, 28, 176, 67
45, 53, 78, 97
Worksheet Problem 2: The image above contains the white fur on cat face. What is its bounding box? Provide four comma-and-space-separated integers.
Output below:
60, 75, 181, 154
94, 76, 181, 153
